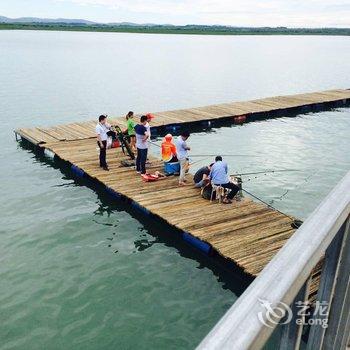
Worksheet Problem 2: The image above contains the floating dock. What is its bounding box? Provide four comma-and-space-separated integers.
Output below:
15, 89, 350, 297
16, 88, 350, 145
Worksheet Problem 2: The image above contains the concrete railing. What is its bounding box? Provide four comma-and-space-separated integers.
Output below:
197, 171, 350, 350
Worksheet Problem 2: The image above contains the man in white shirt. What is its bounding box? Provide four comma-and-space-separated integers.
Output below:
96, 115, 114, 171
175, 131, 191, 186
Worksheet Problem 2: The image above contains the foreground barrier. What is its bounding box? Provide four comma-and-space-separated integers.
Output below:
197, 171, 350, 350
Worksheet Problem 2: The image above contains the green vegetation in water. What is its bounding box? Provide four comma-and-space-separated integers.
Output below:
1, 22, 350, 36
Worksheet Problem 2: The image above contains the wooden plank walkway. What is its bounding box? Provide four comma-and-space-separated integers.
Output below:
16, 89, 350, 145
39, 138, 296, 277
14, 89, 350, 296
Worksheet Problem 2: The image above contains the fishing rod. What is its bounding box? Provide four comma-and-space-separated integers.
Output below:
242, 188, 303, 228
190, 154, 257, 158
148, 139, 209, 165
189, 156, 211, 166
232, 169, 301, 177
148, 140, 257, 158
149, 138, 258, 157
242, 188, 291, 218
148, 140, 161, 148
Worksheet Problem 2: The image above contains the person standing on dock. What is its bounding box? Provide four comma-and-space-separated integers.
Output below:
145, 113, 154, 138
145, 113, 154, 159
96, 115, 114, 171
176, 131, 191, 186
134, 115, 149, 174
125, 111, 136, 153
210, 156, 239, 204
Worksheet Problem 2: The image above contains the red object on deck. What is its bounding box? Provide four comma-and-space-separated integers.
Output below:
111, 140, 121, 148
141, 173, 159, 182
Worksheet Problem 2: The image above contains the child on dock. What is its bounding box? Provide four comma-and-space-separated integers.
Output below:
176, 131, 191, 186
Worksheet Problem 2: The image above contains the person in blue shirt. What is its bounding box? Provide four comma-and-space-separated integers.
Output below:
134, 115, 149, 174
209, 156, 239, 204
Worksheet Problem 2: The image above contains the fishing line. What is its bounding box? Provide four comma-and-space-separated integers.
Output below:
242, 188, 298, 223
243, 188, 303, 228
276, 170, 320, 201
148, 140, 161, 148
148, 139, 209, 166
231, 169, 302, 185
148, 141, 256, 159
149, 139, 257, 158
233, 169, 301, 177
189, 156, 211, 166
191, 154, 257, 158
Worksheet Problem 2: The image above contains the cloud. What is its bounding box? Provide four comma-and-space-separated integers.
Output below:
55, 0, 350, 27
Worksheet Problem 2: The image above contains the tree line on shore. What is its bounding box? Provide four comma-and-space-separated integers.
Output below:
1, 22, 349, 36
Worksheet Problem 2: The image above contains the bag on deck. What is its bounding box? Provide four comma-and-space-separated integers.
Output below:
201, 184, 215, 200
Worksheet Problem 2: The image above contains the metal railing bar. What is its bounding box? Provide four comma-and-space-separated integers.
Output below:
278, 277, 311, 350
323, 218, 350, 349
306, 221, 347, 349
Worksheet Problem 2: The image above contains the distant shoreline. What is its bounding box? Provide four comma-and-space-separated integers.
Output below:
1, 23, 350, 36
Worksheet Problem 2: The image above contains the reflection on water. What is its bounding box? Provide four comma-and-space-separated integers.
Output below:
134, 236, 158, 252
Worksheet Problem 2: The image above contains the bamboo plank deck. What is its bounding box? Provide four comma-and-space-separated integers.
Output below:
38, 138, 295, 276
28, 139, 321, 298
15, 89, 349, 284
16, 89, 350, 146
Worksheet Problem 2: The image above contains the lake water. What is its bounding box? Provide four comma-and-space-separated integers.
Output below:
0, 30, 349, 350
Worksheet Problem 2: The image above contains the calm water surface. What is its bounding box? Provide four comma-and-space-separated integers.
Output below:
0, 30, 350, 349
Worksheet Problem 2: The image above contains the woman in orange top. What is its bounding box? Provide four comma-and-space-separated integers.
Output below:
161, 134, 178, 162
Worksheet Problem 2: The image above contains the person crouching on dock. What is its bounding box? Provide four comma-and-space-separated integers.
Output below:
161, 134, 178, 163
210, 156, 239, 204
193, 163, 213, 188
134, 115, 149, 175
176, 131, 191, 186
96, 114, 115, 171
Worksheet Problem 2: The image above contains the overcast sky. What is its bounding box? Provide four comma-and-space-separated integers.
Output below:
1, 0, 350, 27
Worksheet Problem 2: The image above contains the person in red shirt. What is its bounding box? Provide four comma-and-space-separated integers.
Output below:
161, 134, 178, 163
